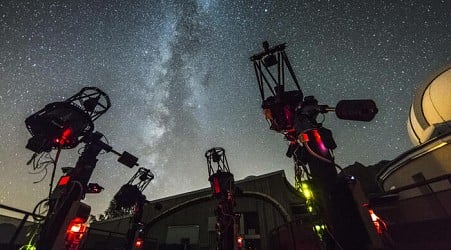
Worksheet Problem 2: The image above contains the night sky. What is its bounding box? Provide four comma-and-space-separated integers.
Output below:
1, 0, 450, 218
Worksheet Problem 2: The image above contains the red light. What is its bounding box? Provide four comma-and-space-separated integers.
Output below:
299, 133, 309, 142
312, 129, 328, 153
55, 127, 73, 146
70, 223, 82, 233
66, 217, 87, 246
58, 176, 71, 186
236, 235, 243, 248
364, 205, 387, 235
135, 238, 144, 249
67, 217, 86, 233
213, 177, 221, 194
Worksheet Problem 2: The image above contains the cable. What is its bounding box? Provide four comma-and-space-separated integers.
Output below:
19, 224, 40, 250
303, 141, 333, 164
30, 168, 47, 184
32, 198, 49, 222
29, 152, 54, 184
333, 163, 343, 172
52, 180, 84, 214
300, 143, 347, 249
21, 198, 51, 249
324, 224, 344, 250
47, 147, 62, 200
77, 145, 86, 155
218, 205, 235, 234
302, 141, 344, 172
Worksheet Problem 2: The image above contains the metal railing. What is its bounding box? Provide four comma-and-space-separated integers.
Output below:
0, 204, 43, 250
384, 173, 451, 195
81, 226, 157, 250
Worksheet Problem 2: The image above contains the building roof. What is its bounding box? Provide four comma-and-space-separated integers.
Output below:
376, 131, 451, 188
147, 170, 287, 203
408, 67, 451, 145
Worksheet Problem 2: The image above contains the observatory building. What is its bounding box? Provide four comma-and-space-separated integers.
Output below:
377, 67, 451, 196
86, 171, 318, 250
376, 67, 451, 249
407, 67, 451, 145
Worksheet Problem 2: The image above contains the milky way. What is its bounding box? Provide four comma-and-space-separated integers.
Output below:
0, 0, 450, 217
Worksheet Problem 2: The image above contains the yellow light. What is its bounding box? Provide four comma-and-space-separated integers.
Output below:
308, 206, 313, 213
20, 245, 36, 250
313, 224, 326, 232
301, 182, 313, 200
426, 142, 447, 153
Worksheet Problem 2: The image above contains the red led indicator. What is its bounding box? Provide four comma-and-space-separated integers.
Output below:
237, 236, 243, 248
135, 238, 144, 249
58, 176, 71, 186
66, 217, 87, 246
55, 127, 73, 146
300, 133, 309, 142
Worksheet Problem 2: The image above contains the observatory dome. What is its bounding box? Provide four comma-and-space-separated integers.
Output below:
408, 67, 451, 145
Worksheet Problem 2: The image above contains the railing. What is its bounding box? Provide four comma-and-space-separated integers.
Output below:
0, 203, 43, 250
80, 227, 128, 250
270, 218, 322, 250
371, 173, 451, 208
81, 227, 157, 250
0, 204, 158, 250
371, 173, 451, 250
384, 173, 451, 195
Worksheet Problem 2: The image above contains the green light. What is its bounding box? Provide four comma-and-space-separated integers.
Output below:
308, 206, 313, 213
19, 244, 36, 250
19, 227, 38, 250
301, 182, 313, 200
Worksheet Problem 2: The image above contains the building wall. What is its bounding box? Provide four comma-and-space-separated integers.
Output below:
142, 171, 304, 250
147, 196, 288, 249
382, 143, 451, 199
88, 170, 306, 250
376, 189, 451, 224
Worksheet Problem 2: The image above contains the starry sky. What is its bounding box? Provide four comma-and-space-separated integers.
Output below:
0, 0, 450, 218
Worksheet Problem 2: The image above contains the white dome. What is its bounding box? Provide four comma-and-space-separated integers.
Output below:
408, 67, 451, 145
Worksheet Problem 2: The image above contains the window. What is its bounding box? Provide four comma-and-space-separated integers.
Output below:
243, 212, 260, 235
